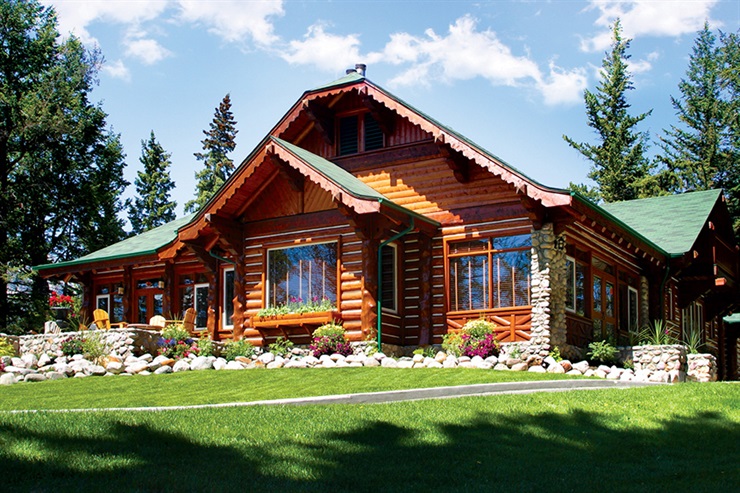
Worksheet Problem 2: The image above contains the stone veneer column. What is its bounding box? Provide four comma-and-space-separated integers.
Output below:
528, 223, 566, 358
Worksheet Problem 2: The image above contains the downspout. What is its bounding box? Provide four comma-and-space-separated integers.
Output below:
377, 217, 415, 350
209, 249, 236, 265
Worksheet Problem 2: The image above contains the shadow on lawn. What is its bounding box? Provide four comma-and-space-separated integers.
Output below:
0, 407, 737, 492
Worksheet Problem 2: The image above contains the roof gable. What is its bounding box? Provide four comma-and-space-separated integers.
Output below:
600, 190, 724, 256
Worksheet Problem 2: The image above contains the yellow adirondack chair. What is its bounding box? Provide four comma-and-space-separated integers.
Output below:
149, 315, 167, 330
182, 307, 197, 336
92, 309, 126, 330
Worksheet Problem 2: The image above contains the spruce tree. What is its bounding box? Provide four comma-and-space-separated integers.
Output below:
185, 94, 238, 213
658, 23, 728, 192
564, 19, 653, 203
128, 131, 177, 234
719, 30, 740, 236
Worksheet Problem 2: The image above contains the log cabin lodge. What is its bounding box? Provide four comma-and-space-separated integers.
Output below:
36, 65, 740, 379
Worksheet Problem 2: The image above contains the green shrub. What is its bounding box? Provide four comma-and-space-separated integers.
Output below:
587, 340, 619, 365
413, 346, 436, 358
462, 318, 495, 338
682, 326, 704, 354
197, 337, 215, 357
442, 332, 464, 357
639, 319, 677, 346
268, 337, 294, 357
548, 346, 563, 362
223, 339, 256, 361
0, 337, 16, 358
82, 332, 108, 362
312, 322, 345, 339
60, 336, 85, 356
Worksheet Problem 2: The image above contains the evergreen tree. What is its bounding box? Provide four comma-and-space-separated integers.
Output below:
564, 19, 653, 203
658, 23, 728, 192
0, 0, 128, 332
128, 131, 177, 234
719, 31, 740, 236
184, 94, 238, 213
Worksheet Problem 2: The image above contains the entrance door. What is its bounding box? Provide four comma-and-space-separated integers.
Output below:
592, 269, 617, 342
135, 278, 164, 324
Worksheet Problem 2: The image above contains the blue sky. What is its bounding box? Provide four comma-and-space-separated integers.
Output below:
44, 0, 740, 220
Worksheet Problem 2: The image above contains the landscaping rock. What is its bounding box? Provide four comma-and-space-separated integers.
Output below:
11, 357, 25, 368
594, 369, 608, 379
24, 373, 46, 382
213, 358, 227, 370
125, 361, 149, 374
46, 371, 66, 381
572, 361, 590, 373
560, 360, 573, 372
38, 353, 53, 368
224, 361, 245, 370
0, 373, 17, 385
380, 357, 397, 368
528, 365, 546, 373
511, 362, 528, 372
396, 360, 414, 369
435, 352, 447, 363
190, 356, 213, 371
547, 363, 565, 374
373, 352, 387, 361
154, 365, 173, 375
90, 365, 107, 376
173, 360, 191, 372
493, 363, 509, 371
258, 352, 275, 364
363, 356, 380, 367
105, 361, 123, 374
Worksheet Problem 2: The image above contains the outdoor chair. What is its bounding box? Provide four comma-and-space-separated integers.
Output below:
182, 307, 197, 336
92, 309, 126, 330
149, 315, 167, 330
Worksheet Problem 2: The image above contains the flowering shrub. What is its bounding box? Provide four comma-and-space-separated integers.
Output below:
223, 339, 256, 361
0, 360, 5, 373
442, 318, 500, 358
49, 292, 75, 309
310, 322, 352, 357
61, 337, 85, 356
157, 324, 198, 360
257, 296, 335, 317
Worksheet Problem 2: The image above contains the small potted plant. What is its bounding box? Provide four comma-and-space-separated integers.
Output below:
49, 292, 75, 323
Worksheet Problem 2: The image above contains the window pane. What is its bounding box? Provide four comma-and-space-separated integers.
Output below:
381, 245, 396, 311
195, 285, 208, 328
605, 282, 614, 318
449, 255, 488, 311
112, 294, 124, 323
224, 270, 234, 326
492, 234, 531, 251
565, 258, 575, 311
180, 286, 194, 311
450, 239, 488, 255
268, 243, 338, 309
138, 296, 147, 324
575, 263, 587, 316
493, 250, 530, 307
153, 293, 163, 317
593, 276, 602, 313
97, 296, 109, 312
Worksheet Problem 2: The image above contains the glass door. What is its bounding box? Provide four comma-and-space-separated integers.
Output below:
592, 269, 617, 342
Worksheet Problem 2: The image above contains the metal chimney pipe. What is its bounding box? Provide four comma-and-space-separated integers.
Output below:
355, 64, 366, 77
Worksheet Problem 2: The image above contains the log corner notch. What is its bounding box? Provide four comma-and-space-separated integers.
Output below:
302, 99, 335, 146
435, 135, 470, 184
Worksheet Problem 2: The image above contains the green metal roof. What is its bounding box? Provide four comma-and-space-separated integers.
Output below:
310, 71, 365, 91
600, 190, 722, 256
35, 213, 196, 272
272, 137, 439, 226
723, 313, 740, 324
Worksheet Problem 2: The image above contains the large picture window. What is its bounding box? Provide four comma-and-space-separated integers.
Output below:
267, 242, 338, 310
565, 256, 587, 316
448, 234, 531, 312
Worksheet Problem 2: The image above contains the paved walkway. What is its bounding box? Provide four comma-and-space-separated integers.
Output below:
6, 379, 660, 414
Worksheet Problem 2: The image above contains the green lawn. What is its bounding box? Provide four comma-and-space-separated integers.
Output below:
0, 367, 574, 410
0, 371, 737, 492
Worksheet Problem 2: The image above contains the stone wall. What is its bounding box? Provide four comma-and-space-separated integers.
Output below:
528, 223, 566, 359
8, 328, 161, 360
620, 345, 686, 383
687, 353, 718, 382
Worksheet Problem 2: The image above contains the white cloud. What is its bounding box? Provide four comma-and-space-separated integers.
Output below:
46, 0, 169, 45
125, 37, 172, 65
537, 62, 588, 105
581, 0, 719, 51
280, 23, 364, 72
176, 0, 284, 45
102, 59, 131, 81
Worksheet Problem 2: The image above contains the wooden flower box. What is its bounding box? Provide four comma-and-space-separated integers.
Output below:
251, 310, 340, 338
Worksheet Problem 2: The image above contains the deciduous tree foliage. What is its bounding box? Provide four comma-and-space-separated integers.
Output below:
564, 19, 653, 203
185, 94, 238, 213
0, 0, 128, 332
128, 131, 177, 234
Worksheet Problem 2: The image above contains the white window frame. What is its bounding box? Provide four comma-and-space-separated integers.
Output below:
194, 283, 209, 329
265, 240, 338, 308
222, 268, 234, 329
381, 242, 398, 314
96, 294, 110, 312
627, 286, 639, 332
565, 256, 576, 313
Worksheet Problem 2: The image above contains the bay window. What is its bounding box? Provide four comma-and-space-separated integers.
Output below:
267, 242, 338, 311
448, 234, 531, 312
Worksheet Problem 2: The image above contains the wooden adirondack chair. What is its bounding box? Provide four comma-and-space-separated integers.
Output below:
182, 307, 197, 335
149, 315, 167, 329
92, 309, 126, 330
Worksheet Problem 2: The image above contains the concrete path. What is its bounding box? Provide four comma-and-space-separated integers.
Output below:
5, 378, 660, 414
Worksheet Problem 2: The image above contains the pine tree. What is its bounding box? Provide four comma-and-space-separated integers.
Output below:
0, 0, 128, 331
564, 19, 653, 203
128, 131, 177, 234
184, 94, 238, 213
720, 30, 740, 236
658, 23, 728, 192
